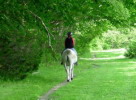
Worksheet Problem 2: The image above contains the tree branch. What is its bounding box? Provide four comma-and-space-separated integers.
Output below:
29, 10, 57, 60
29, 11, 54, 46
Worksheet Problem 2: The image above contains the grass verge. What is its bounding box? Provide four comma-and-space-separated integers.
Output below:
0, 62, 66, 100
50, 49, 136, 100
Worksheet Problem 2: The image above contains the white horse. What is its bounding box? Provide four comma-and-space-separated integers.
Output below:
62, 49, 77, 82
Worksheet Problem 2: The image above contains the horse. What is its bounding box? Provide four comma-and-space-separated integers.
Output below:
62, 49, 77, 82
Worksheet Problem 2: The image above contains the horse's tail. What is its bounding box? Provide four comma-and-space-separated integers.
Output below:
67, 55, 70, 63
66, 50, 71, 62
62, 49, 71, 64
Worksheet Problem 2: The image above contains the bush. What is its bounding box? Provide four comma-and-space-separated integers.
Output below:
125, 40, 136, 58
0, 31, 44, 80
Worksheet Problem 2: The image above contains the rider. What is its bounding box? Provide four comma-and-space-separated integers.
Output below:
61, 32, 77, 65
65, 32, 77, 54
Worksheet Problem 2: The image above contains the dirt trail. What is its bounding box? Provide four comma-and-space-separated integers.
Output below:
39, 81, 68, 100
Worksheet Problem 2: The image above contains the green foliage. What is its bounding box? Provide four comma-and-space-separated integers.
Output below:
125, 40, 136, 58
102, 30, 128, 49
0, 0, 135, 79
0, 30, 44, 79
90, 28, 136, 50
0, 0, 47, 79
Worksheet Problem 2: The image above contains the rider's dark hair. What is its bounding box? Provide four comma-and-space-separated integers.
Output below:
67, 32, 72, 36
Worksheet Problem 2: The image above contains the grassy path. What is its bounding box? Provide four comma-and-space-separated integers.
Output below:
49, 49, 136, 100
0, 49, 136, 100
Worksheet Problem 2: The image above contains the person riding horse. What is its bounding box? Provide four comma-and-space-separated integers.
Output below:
61, 32, 77, 65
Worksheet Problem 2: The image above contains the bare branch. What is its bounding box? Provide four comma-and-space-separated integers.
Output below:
29, 11, 57, 60
29, 11, 53, 45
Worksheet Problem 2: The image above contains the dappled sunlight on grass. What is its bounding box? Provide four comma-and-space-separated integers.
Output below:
117, 64, 136, 76
101, 62, 129, 64
128, 62, 136, 63
91, 48, 126, 53
80, 55, 125, 60
81, 48, 126, 59
125, 72, 136, 76
117, 66, 136, 71
50, 48, 136, 100
119, 72, 136, 76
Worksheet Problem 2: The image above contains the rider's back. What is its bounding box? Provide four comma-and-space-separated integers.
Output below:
65, 37, 74, 49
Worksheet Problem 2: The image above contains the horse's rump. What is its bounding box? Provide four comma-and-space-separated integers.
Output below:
62, 49, 77, 66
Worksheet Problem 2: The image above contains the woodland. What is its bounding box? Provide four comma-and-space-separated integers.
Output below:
0, 0, 136, 79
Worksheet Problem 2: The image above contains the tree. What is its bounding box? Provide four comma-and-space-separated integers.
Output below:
0, 0, 135, 79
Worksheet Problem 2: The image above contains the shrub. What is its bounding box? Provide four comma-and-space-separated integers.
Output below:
0, 31, 44, 80
125, 40, 136, 58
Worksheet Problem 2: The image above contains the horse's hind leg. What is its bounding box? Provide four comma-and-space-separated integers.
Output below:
67, 67, 72, 82
66, 66, 72, 82
68, 64, 73, 82
71, 65, 74, 80
65, 66, 70, 82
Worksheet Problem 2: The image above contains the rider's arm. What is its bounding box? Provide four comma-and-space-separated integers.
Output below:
72, 38, 75, 46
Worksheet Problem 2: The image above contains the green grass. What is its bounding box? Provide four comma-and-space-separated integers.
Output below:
0, 63, 66, 100
50, 49, 136, 100
1, 49, 136, 100
92, 51, 123, 58
81, 49, 125, 58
